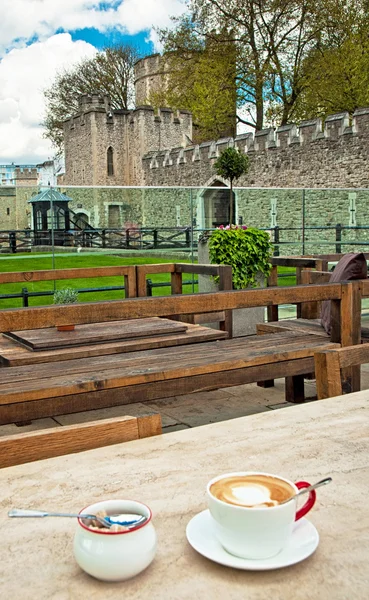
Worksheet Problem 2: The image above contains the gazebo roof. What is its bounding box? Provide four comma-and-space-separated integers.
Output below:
28, 188, 73, 203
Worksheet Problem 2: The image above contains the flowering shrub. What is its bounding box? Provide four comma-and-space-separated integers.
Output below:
200, 224, 273, 290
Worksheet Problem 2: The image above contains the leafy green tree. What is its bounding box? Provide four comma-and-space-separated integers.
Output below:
43, 45, 139, 155
214, 147, 249, 224
293, 1, 369, 120
159, 0, 323, 130
150, 21, 237, 142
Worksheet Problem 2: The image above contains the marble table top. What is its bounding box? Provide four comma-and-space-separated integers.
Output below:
1, 390, 368, 599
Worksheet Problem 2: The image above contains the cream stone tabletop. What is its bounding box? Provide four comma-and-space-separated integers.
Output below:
1, 391, 369, 599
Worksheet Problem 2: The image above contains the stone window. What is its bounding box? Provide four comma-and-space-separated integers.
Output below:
107, 147, 114, 176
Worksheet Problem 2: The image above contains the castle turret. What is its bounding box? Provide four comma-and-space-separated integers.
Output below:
134, 54, 169, 106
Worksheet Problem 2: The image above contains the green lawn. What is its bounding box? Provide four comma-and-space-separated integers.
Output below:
0, 253, 296, 309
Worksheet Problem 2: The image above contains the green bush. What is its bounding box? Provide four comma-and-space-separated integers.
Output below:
53, 287, 79, 304
203, 225, 273, 289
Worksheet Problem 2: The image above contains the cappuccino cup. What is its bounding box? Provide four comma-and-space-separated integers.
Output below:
207, 471, 316, 560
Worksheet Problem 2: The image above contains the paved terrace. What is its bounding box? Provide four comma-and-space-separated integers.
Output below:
2, 367, 369, 438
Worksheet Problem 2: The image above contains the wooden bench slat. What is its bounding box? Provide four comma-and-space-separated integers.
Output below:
0, 324, 227, 367
5, 318, 188, 350
0, 413, 162, 468
0, 284, 343, 332
0, 332, 333, 384
0, 333, 339, 405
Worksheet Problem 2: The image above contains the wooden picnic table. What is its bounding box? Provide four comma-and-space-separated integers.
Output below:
0, 330, 338, 424
0, 317, 227, 366
0, 390, 368, 599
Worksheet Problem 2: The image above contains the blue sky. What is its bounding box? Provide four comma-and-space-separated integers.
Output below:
69, 27, 153, 54
0, 0, 185, 163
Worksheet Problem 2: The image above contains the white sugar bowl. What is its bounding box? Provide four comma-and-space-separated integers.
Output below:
73, 499, 157, 582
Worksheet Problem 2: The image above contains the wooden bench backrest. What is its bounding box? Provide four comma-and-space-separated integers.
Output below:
0, 281, 360, 347
0, 266, 137, 298
0, 413, 162, 468
267, 257, 328, 321
136, 263, 233, 335
314, 345, 369, 399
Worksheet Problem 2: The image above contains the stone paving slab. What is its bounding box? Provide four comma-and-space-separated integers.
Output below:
0, 417, 60, 437
53, 403, 177, 428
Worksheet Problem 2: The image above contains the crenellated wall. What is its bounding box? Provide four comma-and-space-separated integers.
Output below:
142, 108, 369, 189
62, 93, 192, 187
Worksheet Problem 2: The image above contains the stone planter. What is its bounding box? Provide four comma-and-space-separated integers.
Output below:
198, 241, 265, 337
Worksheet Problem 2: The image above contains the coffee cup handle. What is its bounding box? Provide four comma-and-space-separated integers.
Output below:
294, 481, 316, 521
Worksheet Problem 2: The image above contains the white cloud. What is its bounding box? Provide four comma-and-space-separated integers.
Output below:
0, 34, 97, 163
0, 0, 187, 163
116, 0, 185, 36
0, 0, 186, 56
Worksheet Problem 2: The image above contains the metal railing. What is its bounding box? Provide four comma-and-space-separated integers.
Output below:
2, 224, 369, 255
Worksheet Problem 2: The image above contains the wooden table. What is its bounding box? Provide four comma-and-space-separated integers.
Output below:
0, 317, 227, 366
1, 391, 368, 599
0, 331, 338, 424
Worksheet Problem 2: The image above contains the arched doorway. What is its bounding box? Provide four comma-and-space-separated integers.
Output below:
74, 212, 90, 229
203, 180, 235, 229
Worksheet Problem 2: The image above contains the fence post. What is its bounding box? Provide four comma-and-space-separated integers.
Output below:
21, 287, 29, 307
146, 278, 153, 296
102, 230, 106, 248
9, 231, 17, 253
273, 226, 280, 257
126, 229, 130, 249
153, 229, 158, 249
335, 224, 342, 254
185, 228, 190, 248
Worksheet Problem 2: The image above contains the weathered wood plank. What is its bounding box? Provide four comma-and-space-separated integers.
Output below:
0, 414, 162, 468
0, 266, 134, 285
285, 375, 305, 403
0, 333, 339, 405
315, 350, 342, 399
0, 283, 343, 332
0, 357, 318, 425
0, 324, 227, 366
339, 281, 361, 393
267, 266, 279, 322
257, 319, 328, 336
271, 258, 317, 268
5, 318, 188, 351
137, 413, 162, 438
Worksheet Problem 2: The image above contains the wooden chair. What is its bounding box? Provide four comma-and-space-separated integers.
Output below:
0, 413, 162, 468
314, 345, 369, 399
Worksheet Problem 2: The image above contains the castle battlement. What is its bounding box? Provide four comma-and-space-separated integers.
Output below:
64, 98, 192, 132
142, 109, 369, 168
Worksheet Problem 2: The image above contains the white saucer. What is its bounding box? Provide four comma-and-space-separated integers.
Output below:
186, 510, 319, 571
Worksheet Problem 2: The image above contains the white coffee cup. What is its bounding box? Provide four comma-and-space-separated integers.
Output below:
207, 471, 316, 560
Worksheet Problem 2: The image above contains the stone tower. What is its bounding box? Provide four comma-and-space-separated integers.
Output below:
134, 54, 169, 106
62, 93, 193, 186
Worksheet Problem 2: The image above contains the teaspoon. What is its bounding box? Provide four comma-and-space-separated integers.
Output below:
281, 476, 332, 505
8, 508, 147, 529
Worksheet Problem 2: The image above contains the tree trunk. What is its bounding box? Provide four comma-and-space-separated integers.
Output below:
229, 182, 233, 224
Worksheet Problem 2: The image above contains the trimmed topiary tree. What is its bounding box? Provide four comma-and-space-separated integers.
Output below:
213, 147, 249, 225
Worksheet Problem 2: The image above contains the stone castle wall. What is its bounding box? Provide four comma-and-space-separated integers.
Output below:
140, 109, 369, 254
62, 94, 192, 188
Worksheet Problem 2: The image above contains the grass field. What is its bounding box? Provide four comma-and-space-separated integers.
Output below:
0, 253, 296, 309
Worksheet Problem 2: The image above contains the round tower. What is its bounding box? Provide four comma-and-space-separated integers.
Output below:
134, 54, 169, 106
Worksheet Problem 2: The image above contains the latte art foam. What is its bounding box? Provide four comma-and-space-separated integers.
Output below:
210, 474, 295, 508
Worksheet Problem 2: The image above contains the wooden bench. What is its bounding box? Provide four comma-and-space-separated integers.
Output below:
314, 345, 369, 399
0, 413, 162, 468
261, 269, 369, 340
0, 282, 359, 423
